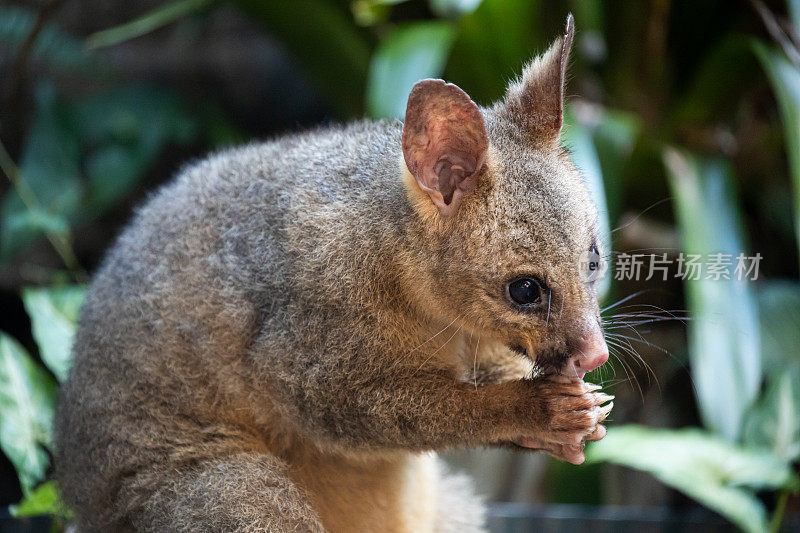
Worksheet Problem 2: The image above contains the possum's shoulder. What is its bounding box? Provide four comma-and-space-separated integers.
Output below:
156, 118, 403, 203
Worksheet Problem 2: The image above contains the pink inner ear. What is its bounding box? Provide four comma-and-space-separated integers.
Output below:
402, 80, 488, 214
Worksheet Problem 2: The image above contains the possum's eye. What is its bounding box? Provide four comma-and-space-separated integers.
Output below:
507, 278, 543, 306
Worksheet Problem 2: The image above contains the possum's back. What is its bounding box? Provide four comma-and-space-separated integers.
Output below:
54, 120, 403, 530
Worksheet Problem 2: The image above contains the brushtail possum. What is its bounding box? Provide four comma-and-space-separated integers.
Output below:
55, 14, 612, 532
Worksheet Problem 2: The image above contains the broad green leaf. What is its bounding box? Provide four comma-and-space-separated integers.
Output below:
587, 426, 799, 533
366, 22, 457, 119
235, 0, 371, 117
0, 334, 57, 495
86, 0, 216, 49
744, 371, 800, 463
743, 281, 800, 462
756, 280, 800, 371
429, 0, 483, 18
9, 480, 62, 518
664, 149, 760, 443
562, 110, 612, 300
22, 286, 86, 383
753, 42, 800, 266
788, 0, 800, 36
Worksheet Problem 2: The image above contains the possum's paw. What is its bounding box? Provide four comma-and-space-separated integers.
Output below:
515, 376, 613, 464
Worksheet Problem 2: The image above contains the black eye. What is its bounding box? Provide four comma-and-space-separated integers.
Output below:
507, 278, 543, 306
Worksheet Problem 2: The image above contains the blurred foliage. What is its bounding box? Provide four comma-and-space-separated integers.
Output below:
664, 150, 760, 443
0, 84, 198, 260
588, 426, 799, 533
1, 0, 800, 531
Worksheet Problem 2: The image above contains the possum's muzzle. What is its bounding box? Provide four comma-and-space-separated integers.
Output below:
509, 344, 568, 376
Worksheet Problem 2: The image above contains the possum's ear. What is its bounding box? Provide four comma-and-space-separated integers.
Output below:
402, 79, 488, 217
504, 13, 574, 144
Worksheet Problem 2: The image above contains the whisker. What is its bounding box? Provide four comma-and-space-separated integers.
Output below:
546, 289, 552, 326
393, 314, 461, 368
413, 323, 464, 376
610, 197, 673, 234
601, 291, 648, 314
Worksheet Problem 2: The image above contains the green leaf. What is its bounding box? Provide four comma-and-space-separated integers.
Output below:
9, 480, 61, 518
788, 0, 800, 36
1, 84, 199, 261
6, 209, 69, 237
86, 0, 216, 49
587, 426, 799, 533
0, 6, 98, 74
444, 0, 543, 104
351, 0, 409, 27
664, 149, 761, 443
22, 286, 86, 383
743, 281, 800, 462
0, 85, 83, 260
562, 109, 613, 300
744, 371, 800, 464
366, 22, 457, 119
757, 280, 800, 371
0, 334, 57, 495
235, 0, 371, 117
752, 42, 800, 266
429, 0, 483, 18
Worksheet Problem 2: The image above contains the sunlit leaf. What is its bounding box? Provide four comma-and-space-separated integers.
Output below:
429, 0, 483, 18
664, 149, 760, 443
563, 109, 612, 299
9, 480, 63, 518
587, 426, 799, 533
22, 286, 86, 383
753, 42, 800, 265
0, 334, 57, 495
366, 22, 457, 119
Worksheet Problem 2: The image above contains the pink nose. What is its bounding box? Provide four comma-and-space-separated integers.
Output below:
570, 334, 609, 379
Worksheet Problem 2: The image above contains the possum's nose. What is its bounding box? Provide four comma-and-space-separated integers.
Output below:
569, 331, 609, 379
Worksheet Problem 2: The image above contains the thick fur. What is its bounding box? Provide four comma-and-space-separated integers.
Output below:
56, 19, 608, 533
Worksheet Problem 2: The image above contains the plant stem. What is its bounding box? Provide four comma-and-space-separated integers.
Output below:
0, 139, 83, 276
769, 488, 790, 533
86, 0, 216, 50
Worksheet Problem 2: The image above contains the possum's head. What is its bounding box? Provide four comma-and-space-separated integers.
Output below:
401, 15, 608, 378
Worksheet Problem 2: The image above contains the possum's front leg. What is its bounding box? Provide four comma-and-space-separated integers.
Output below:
291, 361, 612, 464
